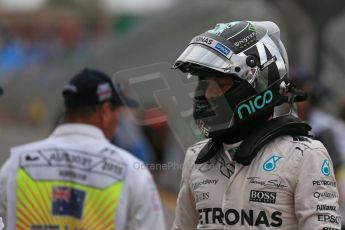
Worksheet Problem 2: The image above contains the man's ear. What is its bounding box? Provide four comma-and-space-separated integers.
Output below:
100, 102, 111, 120
100, 102, 120, 121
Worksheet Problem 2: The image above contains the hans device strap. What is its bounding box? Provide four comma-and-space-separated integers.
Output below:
195, 115, 311, 165
233, 115, 311, 165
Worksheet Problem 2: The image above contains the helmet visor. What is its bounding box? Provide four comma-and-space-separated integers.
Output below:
193, 78, 235, 137
175, 44, 233, 72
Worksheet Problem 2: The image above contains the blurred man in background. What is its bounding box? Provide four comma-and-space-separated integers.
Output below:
291, 68, 345, 229
0, 68, 165, 229
298, 81, 345, 230
291, 68, 345, 171
172, 21, 340, 229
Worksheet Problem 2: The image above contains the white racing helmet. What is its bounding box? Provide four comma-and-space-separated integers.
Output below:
174, 21, 291, 140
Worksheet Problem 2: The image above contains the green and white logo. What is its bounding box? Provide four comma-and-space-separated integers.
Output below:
248, 23, 256, 32
237, 90, 273, 120
208, 22, 240, 35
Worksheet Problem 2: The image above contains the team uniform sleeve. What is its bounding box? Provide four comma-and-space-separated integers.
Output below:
172, 149, 198, 230
295, 146, 341, 229
126, 166, 166, 230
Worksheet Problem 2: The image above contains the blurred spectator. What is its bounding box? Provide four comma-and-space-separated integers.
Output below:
291, 68, 345, 171
291, 68, 345, 228
112, 112, 154, 163
0, 68, 166, 229
141, 109, 169, 165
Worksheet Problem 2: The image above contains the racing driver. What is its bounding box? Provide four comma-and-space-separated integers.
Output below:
172, 21, 341, 229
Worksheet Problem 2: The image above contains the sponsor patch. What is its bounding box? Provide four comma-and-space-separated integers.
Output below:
316, 204, 336, 211
233, 31, 257, 48
312, 180, 337, 187
313, 192, 338, 199
198, 208, 282, 227
215, 43, 230, 55
194, 36, 213, 45
194, 192, 210, 203
263, 155, 282, 172
249, 190, 276, 204
192, 179, 218, 190
321, 159, 331, 176
318, 214, 341, 224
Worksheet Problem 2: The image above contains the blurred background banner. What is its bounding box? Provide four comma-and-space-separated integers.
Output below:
113, 62, 201, 151
1, 0, 345, 228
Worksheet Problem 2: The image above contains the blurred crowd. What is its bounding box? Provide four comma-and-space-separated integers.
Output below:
0, 17, 106, 81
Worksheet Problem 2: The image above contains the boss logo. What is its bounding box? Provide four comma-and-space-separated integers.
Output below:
250, 190, 276, 204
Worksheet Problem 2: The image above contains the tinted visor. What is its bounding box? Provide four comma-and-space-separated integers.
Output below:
194, 78, 235, 131
174, 42, 250, 78
175, 44, 232, 72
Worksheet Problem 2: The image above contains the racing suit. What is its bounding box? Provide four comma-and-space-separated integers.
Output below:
172, 136, 341, 229
0, 124, 165, 230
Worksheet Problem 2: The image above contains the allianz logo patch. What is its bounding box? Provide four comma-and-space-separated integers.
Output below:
249, 190, 276, 204
316, 204, 336, 211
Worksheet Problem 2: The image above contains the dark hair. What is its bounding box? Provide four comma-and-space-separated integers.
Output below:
64, 102, 118, 119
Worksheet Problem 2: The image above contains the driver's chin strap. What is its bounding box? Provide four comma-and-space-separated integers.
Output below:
195, 115, 311, 165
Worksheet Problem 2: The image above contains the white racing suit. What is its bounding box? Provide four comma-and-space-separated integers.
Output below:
172, 136, 341, 229
0, 124, 165, 230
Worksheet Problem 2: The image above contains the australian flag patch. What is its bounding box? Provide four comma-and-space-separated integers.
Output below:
52, 186, 86, 219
